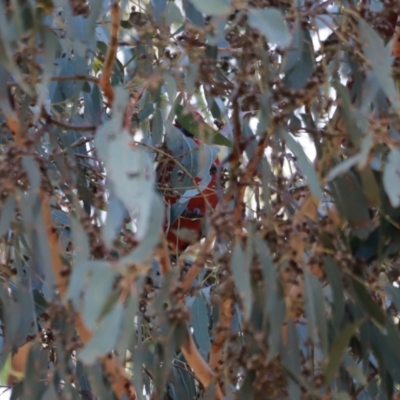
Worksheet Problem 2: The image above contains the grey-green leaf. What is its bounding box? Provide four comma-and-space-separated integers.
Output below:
189, 0, 231, 16
191, 294, 211, 358
304, 271, 328, 356
281, 129, 322, 201
231, 239, 252, 322
383, 149, 400, 207
78, 301, 124, 365
323, 319, 364, 385
247, 8, 291, 48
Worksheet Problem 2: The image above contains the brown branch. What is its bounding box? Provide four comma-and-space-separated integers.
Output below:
204, 86, 272, 386
180, 231, 215, 294
50, 75, 99, 84
98, 1, 120, 106
158, 236, 173, 276
6, 99, 136, 398
40, 193, 137, 399
156, 239, 223, 399
209, 296, 233, 373
208, 94, 255, 377
392, 14, 400, 58
351, 368, 378, 399
42, 111, 97, 132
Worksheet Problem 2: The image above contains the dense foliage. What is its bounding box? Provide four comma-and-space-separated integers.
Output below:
2, 0, 400, 399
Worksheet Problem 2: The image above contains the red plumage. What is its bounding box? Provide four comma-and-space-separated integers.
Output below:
157, 132, 220, 253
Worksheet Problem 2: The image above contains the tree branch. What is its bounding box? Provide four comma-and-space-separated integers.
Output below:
40, 193, 137, 399
180, 231, 215, 294
157, 238, 223, 399
392, 14, 400, 58
98, 1, 120, 106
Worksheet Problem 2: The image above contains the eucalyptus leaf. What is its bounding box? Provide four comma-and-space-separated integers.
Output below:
96, 126, 155, 241
304, 271, 328, 356
324, 319, 364, 385
231, 239, 252, 321
247, 8, 291, 48
189, 0, 231, 16
281, 129, 322, 201
191, 294, 211, 357
78, 301, 124, 365
383, 149, 400, 207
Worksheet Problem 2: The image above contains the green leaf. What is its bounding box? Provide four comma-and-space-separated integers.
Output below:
384, 284, 400, 312
78, 301, 124, 365
115, 288, 142, 361
283, 21, 314, 90
0, 14, 33, 97
323, 319, 364, 385
324, 256, 345, 329
95, 88, 156, 241
343, 353, 367, 387
30, 193, 56, 297
82, 263, 119, 331
351, 278, 385, 328
34, 29, 57, 123
383, 149, 400, 207
231, 239, 252, 321
281, 129, 323, 201
102, 196, 127, 248
22, 156, 41, 191
22, 342, 48, 398
0, 195, 15, 236
175, 103, 232, 146
184, 0, 205, 27
304, 271, 328, 356
358, 18, 400, 111
41, 383, 59, 400
191, 294, 211, 357
247, 8, 290, 48
325, 124, 372, 182
331, 81, 362, 151
330, 171, 372, 239
334, 393, 352, 400
166, 2, 183, 24
151, 0, 167, 22
254, 234, 285, 361
189, 0, 231, 16
119, 195, 163, 266
85, 363, 114, 399
151, 107, 164, 145
281, 320, 301, 400
65, 217, 91, 308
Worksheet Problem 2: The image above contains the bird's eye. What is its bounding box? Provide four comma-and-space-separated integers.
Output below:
176, 170, 184, 181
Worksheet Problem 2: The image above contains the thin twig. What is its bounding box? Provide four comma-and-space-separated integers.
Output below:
156, 238, 223, 399
98, 1, 120, 105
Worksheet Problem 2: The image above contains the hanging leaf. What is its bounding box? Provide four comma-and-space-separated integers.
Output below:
323, 319, 364, 385
231, 239, 252, 321
82, 263, 120, 331
304, 271, 328, 356
102, 195, 128, 248
358, 18, 400, 111
330, 171, 373, 239
191, 294, 211, 358
78, 301, 124, 365
189, 0, 231, 17
383, 149, 400, 207
284, 21, 314, 90
281, 129, 323, 201
247, 8, 291, 48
